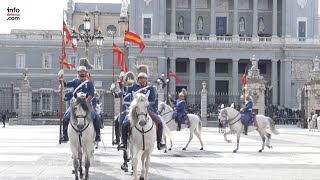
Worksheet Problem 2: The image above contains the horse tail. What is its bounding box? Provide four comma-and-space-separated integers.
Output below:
267, 117, 279, 135
197, 115, 203, 136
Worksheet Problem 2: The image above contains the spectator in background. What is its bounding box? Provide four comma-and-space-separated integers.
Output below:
2, 113, 6, 128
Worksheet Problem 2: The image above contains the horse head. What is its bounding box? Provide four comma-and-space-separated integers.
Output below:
129, 91, 150, 127
71, 92, 90, 130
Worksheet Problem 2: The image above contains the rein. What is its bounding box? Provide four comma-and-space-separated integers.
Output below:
224, 110, 241, 126
134, 117, 154, 151
158, 106, 175, 124
70, 113, 90, 148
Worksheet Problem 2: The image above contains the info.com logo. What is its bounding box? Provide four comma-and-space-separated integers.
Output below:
7, 7, 20, 20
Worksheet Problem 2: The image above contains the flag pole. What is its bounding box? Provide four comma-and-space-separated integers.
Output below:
59, 9, 65, 144
111, 33, 115, 146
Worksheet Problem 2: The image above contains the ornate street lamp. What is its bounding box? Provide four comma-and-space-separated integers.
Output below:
156, 72, 170, 103
71, 11, 104, 58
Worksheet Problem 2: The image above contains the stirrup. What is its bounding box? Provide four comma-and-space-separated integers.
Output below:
157, 143, 166, 150
118, 143, 127, 151
112, 139, 119, 145
61, 136, 69, 142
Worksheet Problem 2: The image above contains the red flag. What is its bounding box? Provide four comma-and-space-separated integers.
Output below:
121, 59, 128, 72
59, 42, 74, 69
125, 31, 145, 52
169, 71, 181, 85
241, 73, 247, 88
113, 43, 124, 66
63, 21, 77, 52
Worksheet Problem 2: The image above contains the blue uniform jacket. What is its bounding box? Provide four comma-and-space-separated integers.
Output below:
126, 84, 157, 112
114, 89, 133, 112
63, 78, 94, 101
243, 100, 253, 114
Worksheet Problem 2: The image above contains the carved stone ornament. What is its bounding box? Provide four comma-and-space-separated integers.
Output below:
297, 0, 307, 9
144, 0, 152, 6
252, 90, 259, 103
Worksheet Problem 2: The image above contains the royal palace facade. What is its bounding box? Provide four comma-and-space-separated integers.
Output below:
0, 0, 319, 116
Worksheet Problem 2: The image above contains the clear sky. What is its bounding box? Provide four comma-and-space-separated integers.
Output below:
0, 0, 124, 34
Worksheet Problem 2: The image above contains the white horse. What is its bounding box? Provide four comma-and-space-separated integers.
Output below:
69, 92, 95, 180
219, 107, 279, 153
128, 91, 157, 180
157, 102, 204, 151
317, 116, 320, 132
308, 114, 318, 132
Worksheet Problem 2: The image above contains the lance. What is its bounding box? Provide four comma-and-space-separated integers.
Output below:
111, 31, 116, 145
58, 10, 65, 144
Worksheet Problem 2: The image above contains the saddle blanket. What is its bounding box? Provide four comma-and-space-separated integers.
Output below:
240, 113, 258, 127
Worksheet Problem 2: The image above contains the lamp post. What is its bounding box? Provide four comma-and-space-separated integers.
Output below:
71, 11, 104, 58
157, 72, 170, 103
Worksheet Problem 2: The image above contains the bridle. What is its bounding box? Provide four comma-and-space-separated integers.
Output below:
221, 109, 241, 126
134, 111, 154, 151
157, 104, 174, 124
70, 103, 90, 147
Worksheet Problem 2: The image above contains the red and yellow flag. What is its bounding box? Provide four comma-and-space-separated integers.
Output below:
169, 71, 181, 85
241, 73, 247, 88
63, 21, 77, 52
59, 41, 74, 69
125, 31, 145, 52
113, 43, 124, 66
121, 59, 128, 72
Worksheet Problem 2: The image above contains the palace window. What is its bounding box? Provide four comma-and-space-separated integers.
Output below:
16, 53, 25, 69
142, 14, 152, 35
68, 54, 77, 69
238, 63, 249, 74
42, 54, 52, 69
41, 93, 51, 111
176, 61, 187, 73
215, 63, 229, 73
94, 55, 103, 70
258, 63, 267, 74
196, 62, 206, 73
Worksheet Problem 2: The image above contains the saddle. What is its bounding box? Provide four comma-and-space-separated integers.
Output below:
240, 112, 256, 126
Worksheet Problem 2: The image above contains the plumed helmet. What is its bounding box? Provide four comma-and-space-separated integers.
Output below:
137, 72, 148, 79
77, 66, 87, 72
125, 71, 136, 84
79, 58, 94, 70
135, 64, 149, 75
179, 88, 187, 97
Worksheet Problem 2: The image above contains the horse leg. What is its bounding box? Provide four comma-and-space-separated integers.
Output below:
78, 151, 83, 179
131, 147, 139, 180
140, 152, 146, 180
264, 131, 272, 148
193, 128, 204, 150
233, 133, 241, 153
72, 152, 79, 180
182, 129, 194, 150
257, 130, 266, 152
224, 130, 233, 143
169, 139, 173, 151
84, 153, 90, 180
144, 151, 151, 180
164, 136, 167, 153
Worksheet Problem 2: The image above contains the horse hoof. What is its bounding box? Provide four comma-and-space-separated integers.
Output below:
121, 164, 128, 171
75, 177, 79, 180
168, 148, 172, 151
139, 177, 145, 180
258, 150, 262, 152
200, 148, 203, 150
131, 172, 133, 175
72, 170, 75, 174
226, 140, 232, 143
267, 145, 273, 149
95, 146, 98, 149
164, 150, 167, 153
182, 148, 186, 151
80, 174, 83, 179
233, 150, 237, 153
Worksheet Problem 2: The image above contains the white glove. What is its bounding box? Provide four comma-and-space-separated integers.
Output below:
58, 69, 64, 79
119, 71, 126, 78
110, 83, 116, 91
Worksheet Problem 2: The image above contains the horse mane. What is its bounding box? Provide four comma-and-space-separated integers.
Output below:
70, 95, 91, 121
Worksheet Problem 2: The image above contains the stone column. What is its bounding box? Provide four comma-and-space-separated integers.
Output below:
253, 0, 258, 37
201, 81, 208, 126
209, 58, 216, 104
190, 0, 196, 36
157, 57, 166, 76
159, 0, 166, 35
232, 59, 239, 95
210, 0, 216, 36
272, 0, 278, 37
280, 60, 285, 106
271, 59, 278, 105
128, 56, 136, 72
284, 59, 292, 108
171, 0, 176, 35
18, 78, 32, 125
314, 0, 319, 38
233, 0, 239, 36
189, 58, 196, 104
169, 57, 176, 98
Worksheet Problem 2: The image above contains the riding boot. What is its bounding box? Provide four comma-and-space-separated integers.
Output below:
244, 121, 249, 135
113, 121, 120, 145
176, 118, 181, 131
118, 125, 128, 150
157, 123, 166, 150
61, 120, 69, 142
93, 119, 101, 142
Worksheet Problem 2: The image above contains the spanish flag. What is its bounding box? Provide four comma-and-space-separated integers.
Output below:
169, 71, 181, 85
121, 59, 128, 72
63, 21, 77, 52
125, 31, 145, 52
241, 67, 248, 88
113, 43, 124, 66
59, 41, 74, 69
